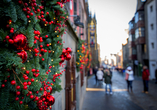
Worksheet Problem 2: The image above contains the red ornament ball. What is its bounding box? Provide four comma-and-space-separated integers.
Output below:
66, 54, 71, 60
17, 51, 27, 63
13, 34, 27, 50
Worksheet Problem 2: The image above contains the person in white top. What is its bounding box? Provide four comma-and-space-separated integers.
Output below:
96, 68, 103, 81
125, 66, 134, 92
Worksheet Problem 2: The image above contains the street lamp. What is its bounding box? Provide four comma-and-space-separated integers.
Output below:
69, 15, 84, 28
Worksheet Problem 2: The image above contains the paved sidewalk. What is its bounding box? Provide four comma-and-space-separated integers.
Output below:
82, 70, 157, 110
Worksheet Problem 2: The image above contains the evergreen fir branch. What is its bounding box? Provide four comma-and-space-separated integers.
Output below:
15, 5, 27, 25
4, 1, 17, 22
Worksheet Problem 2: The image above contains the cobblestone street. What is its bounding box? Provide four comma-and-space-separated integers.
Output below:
82, 70, 157, 110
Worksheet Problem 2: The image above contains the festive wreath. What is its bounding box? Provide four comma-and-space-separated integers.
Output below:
0, 0, 71, 110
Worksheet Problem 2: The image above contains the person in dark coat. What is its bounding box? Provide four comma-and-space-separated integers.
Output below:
103, 68, 112, 94
93, 67, 98, 84
142, 66, 150, 93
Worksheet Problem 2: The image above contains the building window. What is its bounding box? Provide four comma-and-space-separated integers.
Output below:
150, 5, 153, 12
151, 42, 154, 48
135, 27, 145, 39
151, 24, 154, 30
135, 11, 144, 23
74, 0, 77, 15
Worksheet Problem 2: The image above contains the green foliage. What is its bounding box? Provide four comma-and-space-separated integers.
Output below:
76, 38, 84, 71
0, 0, 68, 109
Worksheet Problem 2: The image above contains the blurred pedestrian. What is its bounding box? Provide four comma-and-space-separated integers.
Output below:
96, 68, 103, 84
142, 66, 150, 93
125, 66, 134, 92
93, 66, 98, 84
155, 68, 157, 84
103, 68, 112, 94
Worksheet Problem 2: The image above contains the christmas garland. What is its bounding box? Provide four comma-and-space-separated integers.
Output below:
76, 38, 91, 72
0, 0, 71, 110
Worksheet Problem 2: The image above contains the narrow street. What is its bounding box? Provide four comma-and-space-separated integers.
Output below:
82, 70, 157, 110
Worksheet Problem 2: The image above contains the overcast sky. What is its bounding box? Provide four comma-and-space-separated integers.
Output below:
88, 0, 137, 60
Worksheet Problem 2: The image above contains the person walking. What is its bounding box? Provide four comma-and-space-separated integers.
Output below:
103, 68, 112, 94
93, 66, 98, 84
96, 68, 103, 84
142, 66, 150, 93
155, 68, 157, 84
125, 66, 134, 92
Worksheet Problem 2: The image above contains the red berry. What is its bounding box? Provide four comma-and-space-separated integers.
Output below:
10, 29, 14, 33
32, 69, 36, 72
38, 16, 41, 19
35, 96, 39, 101
30, 95, 34, 99
42, 58, 44, 61
23, 86, 28, 90
46, 44, 49, 47
51, 21, 54, 23
41, 11, 44, 14
39, 54, 42, 57
26, 15, 30, 18
46, 12, 49, 15
42, 18, 45, 22
18, 0, 22, 4
45, 35, 48, 38
16, 85, 20, 89
41, 15, 44, 18
4, 80, 7, 83
27, 11, 30, 14
11, 80, 16, 85
23, 82, 27, 86
37, 9, 40, 12
24, 76, 28, 80
30, 12, 33, 16
5, 36, 10, 40
16, 91, 20, 95
29, 91, 32, 95
40, 88, 43, 91
26, 70, 29, 74
1, 84, 5, 88
36, 91, 39, 94
49, 22, 52, 25
36, 69, 39, 72
48, 50, 51, 53
27, 81, 31, 85
19, 101, 23, 104
23, 8, 27, 11
24, 3, 28, 6
40, 45, 43, 48
44, 49, 47, 52
8, 39, 14, 44
41, 48, 44, 51
15, 97, 19, 101
31, 78, 34, 82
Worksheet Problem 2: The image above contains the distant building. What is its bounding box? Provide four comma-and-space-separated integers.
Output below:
127, 0, 157, 79
122, 38, 129, 69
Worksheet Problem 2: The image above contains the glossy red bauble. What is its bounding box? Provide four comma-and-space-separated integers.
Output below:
66, 47, 72, 53
13, 34, 27, 50
30, 95, 34, 99
66, 54, 71, 60
31, 78, 34, 82
17, 51, 27, 63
